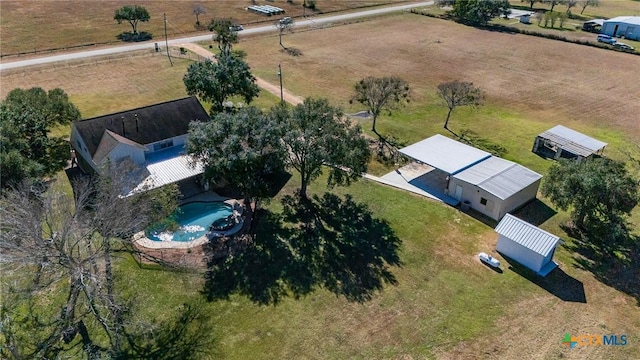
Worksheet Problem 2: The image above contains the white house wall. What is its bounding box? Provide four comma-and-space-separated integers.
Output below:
102, 142, 146, 167
146, 134, 188, 151
70, 125, 99, 173
496, 234, 545, 272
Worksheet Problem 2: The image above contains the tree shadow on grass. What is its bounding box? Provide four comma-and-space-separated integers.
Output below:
511, 199, 557, 227
500, 253, 586, 303
116, 301, 218, 360
562, 224, 640, 306
201, 192, 402, 305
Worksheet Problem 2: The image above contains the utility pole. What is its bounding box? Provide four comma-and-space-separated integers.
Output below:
164, 13, 173, 66
277, 64, 284, 103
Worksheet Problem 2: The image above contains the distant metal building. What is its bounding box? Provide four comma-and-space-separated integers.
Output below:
495, 214, 560, 276
399, 135, 542, 221
532, 125, 607, 161
601, 16, 640, 41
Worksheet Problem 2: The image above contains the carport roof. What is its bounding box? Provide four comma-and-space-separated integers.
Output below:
399, 134, 491, 175
495, 214, 560, 257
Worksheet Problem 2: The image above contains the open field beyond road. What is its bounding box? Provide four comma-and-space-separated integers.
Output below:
240, 13, 640, 158
0, 0, 407, 56
1, 11, 639, 360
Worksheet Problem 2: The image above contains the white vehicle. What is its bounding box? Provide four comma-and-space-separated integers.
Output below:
597, 34, 616, 44
478, 252, 501, 268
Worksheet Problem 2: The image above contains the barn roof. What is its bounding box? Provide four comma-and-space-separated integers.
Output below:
604, 16, 640, 26
73, 96, 209, 157
537, 125, 607, 158
398, 134, 491, 174
453, 157, 542, 200
495, 214, 560, 257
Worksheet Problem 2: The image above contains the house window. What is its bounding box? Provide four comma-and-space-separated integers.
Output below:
480, 197, 488, 206
152, 139, 174, 152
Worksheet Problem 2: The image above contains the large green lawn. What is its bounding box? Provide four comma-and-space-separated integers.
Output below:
3, 9, 639, 358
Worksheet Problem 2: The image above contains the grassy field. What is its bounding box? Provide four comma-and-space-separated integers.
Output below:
2, 9, 640, 360
0, 0, 406, 56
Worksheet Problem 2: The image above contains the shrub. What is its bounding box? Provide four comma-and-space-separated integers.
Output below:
117, 31, 153, 42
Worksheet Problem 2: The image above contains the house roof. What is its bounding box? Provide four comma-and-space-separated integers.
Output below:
73, 96, 208, 158
537, 125, 607, 157
453, 156, 542, 200
495, 214, 560, 257
604, 16, 640, 26
399, 134, 491, 175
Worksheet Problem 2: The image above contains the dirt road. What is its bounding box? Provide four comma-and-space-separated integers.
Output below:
177, 43, 304, 106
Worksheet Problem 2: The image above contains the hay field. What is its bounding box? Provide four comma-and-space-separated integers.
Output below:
0, 0, 405, 56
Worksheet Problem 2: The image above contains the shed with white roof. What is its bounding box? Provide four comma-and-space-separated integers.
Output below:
495, 214, 560, 276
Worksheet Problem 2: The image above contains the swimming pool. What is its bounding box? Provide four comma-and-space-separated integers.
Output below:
146, 202, 233, 242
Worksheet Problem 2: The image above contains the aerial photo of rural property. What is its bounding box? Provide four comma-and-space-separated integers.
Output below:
1, 0, 639, 359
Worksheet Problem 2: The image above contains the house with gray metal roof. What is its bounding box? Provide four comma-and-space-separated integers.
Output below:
532, 125, 607, 161
495, 214, 560, 276
398, 135, 542, 220
70, 96, 209, 195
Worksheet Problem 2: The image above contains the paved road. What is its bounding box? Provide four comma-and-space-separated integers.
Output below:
0, 1, 432, 71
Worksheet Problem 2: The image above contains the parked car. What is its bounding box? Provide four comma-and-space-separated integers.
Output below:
597, 34, 616, 44
613, 42, 635, 51
229, 24, 244, 31
478, 252, 501, 268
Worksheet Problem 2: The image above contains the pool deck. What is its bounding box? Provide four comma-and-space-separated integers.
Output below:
134, 192, 244, 249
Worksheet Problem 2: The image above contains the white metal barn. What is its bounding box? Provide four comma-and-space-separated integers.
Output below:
399, 135, 542, 220
495, 214, 560, 276
601, 16, 640, 41
450, 157, 542, 220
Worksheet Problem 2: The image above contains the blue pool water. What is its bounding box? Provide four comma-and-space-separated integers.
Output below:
147, 202, 233, 242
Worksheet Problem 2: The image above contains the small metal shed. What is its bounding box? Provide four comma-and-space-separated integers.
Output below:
495, 214, 560, 276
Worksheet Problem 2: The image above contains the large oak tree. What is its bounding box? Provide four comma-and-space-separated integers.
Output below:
541, 158, 639, 251
183, 55, 260, 114
1, 87, 81, 189
280, 98, 370, 199
351, 76, 410, 136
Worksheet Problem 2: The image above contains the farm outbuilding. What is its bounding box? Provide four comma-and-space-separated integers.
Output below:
398, 135, 542, 221
532, 125, 607, 161
601, 16, 640, 41
495, 214, 560, 276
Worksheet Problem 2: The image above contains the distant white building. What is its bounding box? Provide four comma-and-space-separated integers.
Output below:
601, 16, 640, 41
495, 214, 560, 277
